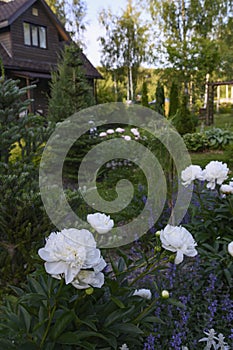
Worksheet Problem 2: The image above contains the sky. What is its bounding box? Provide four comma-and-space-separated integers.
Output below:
82, 0, 131, 67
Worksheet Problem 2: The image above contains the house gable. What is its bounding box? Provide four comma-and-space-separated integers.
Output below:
0, 0, 102, 114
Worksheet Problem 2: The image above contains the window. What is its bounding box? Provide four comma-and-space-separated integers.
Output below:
32, 7, 38, 16
23, 22, 47, 49
23, 23, 31, 45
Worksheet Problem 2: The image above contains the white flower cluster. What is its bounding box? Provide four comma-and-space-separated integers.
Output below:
198, 328, 230, 350
182, 328, 230, 350
159, 225, 198, 264
181, 161, 229, 190
38, 213, 114, 289
99, 127, 141, 141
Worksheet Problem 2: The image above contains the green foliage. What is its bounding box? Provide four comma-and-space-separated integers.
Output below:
45, 0, 87, 44
0, 77, 33, 163
205, 127, 233, 149
183, 128, 233, 152
0, 77, 55, 289
168, 81, 179, 118
48, 43, 94, 123
183, 133, 209, 152
0, 252, 169, 349
172, 94, 196, 135
154, 80, 165, 115
0, 161, 53, 289
186, 184, 233, 286
99, 1, 152, 100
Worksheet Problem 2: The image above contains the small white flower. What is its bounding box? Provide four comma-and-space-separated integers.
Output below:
106, 129, 114, 134
133, 288, 152, 300
87, 213, 114, 234
99, 132, 107, 137
122, 135, 131, 141
220, 184, 233, 194
203, 161, 229, 190
130, 128, 140, 136
160, 225, 198, 264
119, 344, 129, 350
228, 242, 233, 257
115, 127, 125, 133
181, 165, 204, 187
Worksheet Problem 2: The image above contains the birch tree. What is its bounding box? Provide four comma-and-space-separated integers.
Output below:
99, 0, 152, 101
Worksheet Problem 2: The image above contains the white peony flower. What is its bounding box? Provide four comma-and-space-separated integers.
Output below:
38, 228, 106, 287
99, 132, 107, 137
220, 184, 233, 194
133, 288, 152, 300
130, 128, 140, 136
181, 165, 204, 187
160, 225, 198, 264
87, 213, 114, 234
115, 127, 125, 133
228, 242, 233, 257
202, 161, 229, 190
122, 135, 131, 141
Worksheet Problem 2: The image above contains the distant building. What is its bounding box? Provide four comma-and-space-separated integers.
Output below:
0, 0, 102, 114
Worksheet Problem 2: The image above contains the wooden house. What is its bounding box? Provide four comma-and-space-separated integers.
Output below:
0, 0, 102, 114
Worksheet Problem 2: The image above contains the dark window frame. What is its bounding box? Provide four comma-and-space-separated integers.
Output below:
23, 22, 47, 49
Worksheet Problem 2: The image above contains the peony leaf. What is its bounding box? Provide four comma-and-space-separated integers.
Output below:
49, 311, 75, 340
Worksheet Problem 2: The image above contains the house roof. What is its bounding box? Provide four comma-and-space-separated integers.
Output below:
0, 0, 102, 79
0, 0, 69, 41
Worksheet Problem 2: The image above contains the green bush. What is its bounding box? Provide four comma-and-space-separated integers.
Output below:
0, 248, 172, 349
183, 132, 209, 151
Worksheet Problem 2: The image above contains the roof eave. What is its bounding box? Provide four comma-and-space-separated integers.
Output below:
0, 20, 9, 28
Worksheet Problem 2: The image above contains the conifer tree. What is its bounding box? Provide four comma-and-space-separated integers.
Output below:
48, 43, 94, 123
141, 81, 149, 107
168, 81, 179, 118
155, 80, 165, 115
172, 94, 195, 135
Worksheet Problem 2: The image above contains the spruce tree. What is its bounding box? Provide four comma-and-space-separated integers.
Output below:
141, 81, 149, 107
48, 43, 94, 123
168, 81, 179, 118
172, 94, 195, 135
155, 80, 165, 116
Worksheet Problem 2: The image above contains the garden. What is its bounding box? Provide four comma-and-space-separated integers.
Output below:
0, 72, 232, 350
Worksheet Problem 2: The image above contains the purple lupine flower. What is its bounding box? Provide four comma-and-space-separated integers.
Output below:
143, 334, 155, 350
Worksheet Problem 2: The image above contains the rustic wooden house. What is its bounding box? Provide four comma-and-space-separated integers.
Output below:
0, 0, 102, 114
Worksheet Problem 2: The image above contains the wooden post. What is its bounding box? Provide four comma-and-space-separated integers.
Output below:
216, 85, 220, 113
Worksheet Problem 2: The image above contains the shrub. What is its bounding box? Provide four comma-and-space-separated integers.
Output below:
183, 132, 209, 151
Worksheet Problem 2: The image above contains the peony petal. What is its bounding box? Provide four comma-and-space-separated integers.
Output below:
174, 250, 184, 264
44, 261, 67, 275
93, 257, 107, 272
38, 248, 54, 262
64, 266, 80, 285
